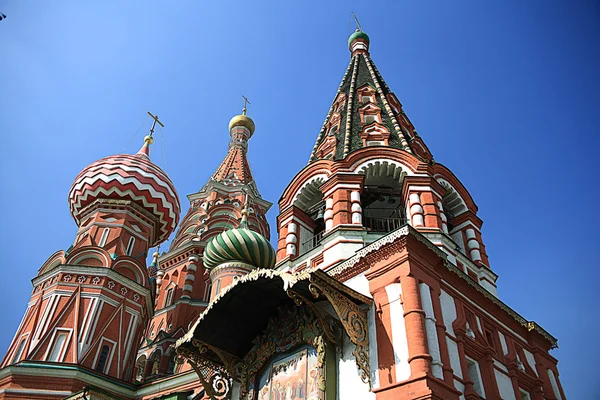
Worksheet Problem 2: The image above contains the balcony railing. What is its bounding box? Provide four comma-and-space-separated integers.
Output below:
299, 230, 324, 255
363, 216, 406, 233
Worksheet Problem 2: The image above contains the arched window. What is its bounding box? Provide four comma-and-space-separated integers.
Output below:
98, 228, 110, 247
165, 288, 174, 307
126, 237, 135, 256
95, 344, 110, 373
47, 331, 68, 362
11, 337, 27, 364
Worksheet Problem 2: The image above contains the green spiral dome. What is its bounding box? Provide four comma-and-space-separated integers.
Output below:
203, 228, 276, 270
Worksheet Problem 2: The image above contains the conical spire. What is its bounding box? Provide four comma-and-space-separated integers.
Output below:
211, 106, 256, 185
309, 30, 433, 163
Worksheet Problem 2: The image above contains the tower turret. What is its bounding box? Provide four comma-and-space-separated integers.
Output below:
276, 29, 496, 293
134, 104, 273, 382
1, 117, 181, 392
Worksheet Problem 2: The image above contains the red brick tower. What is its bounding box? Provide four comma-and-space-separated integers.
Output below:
134, 106, 272, 383
275, 30, 566, 400
0, 122, 181, 398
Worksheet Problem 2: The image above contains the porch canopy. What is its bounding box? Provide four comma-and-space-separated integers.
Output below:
174, 268, 373, 399
176, 269, 371, 362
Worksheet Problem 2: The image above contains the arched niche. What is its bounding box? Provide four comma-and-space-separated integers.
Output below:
354, 159, 410, 232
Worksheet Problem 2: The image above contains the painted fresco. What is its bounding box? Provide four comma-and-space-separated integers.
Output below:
257, 347, 321, 400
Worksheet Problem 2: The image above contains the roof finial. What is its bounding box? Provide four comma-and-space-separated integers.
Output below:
138, 112, 164, 156
351, 11, 363, 32
241, 95, 250, 116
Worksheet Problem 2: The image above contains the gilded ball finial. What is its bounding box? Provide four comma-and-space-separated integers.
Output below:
144, 135, 154, 145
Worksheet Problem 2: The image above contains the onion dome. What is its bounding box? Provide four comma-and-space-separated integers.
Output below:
228, 103, 255, 136
68, 135, 180, 247
348, 29, 370, 54
348, 30, 369, 47
203, 209, 275, 270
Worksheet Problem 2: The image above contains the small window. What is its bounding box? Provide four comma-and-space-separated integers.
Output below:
363, 95, 373, 103
165, 288, 174, 307
466, 358, 485, 398
47, 331, 68, 362
126, 237, 135, 256
11, 337, 27, 364
215, 279, 221, 295
365, 114, 378, 124
98, 228, 110, 247
95, 344, 111, 373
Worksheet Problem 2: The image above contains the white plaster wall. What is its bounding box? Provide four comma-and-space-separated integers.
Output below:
498, 332, 509, 355
344, 273, 372, 298
524, 349, 538, 376
494, 369, 517, 400
384, 283, 411, 382
338, 334, 375, 400
450, 231, 464, 252
367, 304, 380, 389
446, 337, 462, 379
454, 380, 466, 400
419, 282, 443, 379
548, 369, 563, 400
439, 289, 457, 336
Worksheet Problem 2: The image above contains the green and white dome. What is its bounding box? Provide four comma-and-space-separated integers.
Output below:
203, 227, 276, 270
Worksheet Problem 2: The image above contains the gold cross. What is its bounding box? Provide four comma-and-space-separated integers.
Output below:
241, 95, 250, 115
147, 111, 164, 137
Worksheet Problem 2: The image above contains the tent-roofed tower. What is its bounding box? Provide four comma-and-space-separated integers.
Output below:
133, 105, 272, 383
309, 30, 433, 163
272, 29, 564, 400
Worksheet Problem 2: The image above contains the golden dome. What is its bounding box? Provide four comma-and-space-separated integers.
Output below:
228, 114, 255, 135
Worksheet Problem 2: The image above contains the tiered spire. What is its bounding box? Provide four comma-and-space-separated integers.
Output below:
210, 102, 255, 185
309, 29, 433, 163
169, 101, 271, 250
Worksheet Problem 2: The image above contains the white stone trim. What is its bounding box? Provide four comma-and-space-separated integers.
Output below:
384, 283, 411, 382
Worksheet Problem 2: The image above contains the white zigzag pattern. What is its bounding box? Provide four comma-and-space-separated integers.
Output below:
69, 173, 177, 224
72, 161, 177, 201
70, 185, 175, 243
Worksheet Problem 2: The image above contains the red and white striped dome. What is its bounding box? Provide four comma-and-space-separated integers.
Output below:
68, 139, 180, 246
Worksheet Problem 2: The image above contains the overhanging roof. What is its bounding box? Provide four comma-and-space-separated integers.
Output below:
176, 269, 371, 361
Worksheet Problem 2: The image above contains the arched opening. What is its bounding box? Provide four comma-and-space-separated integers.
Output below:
358, 161, 407, 233
148, 350, 162, 377
293, 176, 327, 255
135, 355, 146, 382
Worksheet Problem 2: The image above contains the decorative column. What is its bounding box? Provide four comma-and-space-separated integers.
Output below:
351, 190, 362, 225
401, 275, 431, 377
408, 193, 425, 227
438, 201, 449, 234
465, 228, 482, 263
181, 254, 199, 299
419, 282, 443, 379
419, 191, 441, 229
324, 198, 334, 231
285, 222, 298, 257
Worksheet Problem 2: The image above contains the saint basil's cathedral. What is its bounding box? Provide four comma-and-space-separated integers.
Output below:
0, 30, 565, 400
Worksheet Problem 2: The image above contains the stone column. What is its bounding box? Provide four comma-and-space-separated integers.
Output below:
350, 190, 363, 225
408, 193, 424, 227
181, 254, 199, 299
401, 275, 431, 377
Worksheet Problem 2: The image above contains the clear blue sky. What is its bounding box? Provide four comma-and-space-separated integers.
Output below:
1, 1, 598, 397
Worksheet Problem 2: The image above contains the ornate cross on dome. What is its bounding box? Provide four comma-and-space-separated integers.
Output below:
241, 95, 250, 115
147, 111, 164, 137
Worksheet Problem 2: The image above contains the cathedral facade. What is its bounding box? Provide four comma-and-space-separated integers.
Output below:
0, 30, 565, 400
